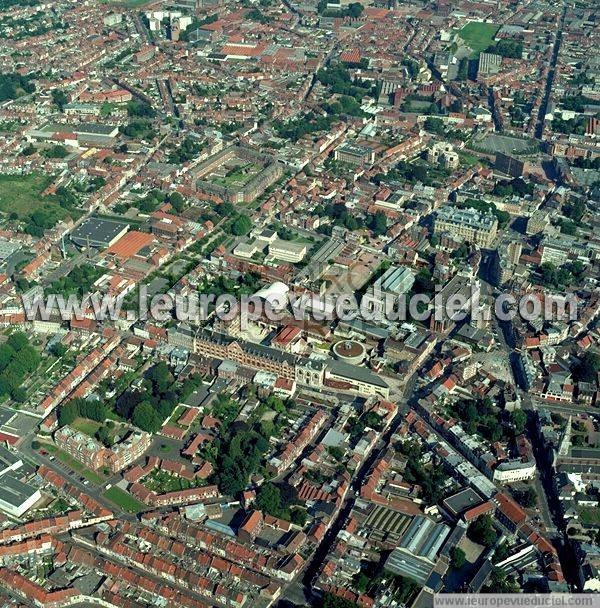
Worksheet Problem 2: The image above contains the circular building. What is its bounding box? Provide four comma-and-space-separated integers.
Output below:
332, 340, 366, 365
254, 281, 290, 312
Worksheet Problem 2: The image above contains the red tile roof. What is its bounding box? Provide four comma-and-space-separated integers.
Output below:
107, 231, 155, 260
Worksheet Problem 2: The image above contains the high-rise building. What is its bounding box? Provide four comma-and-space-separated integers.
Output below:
526, 210, 549, 235
491, 241, 522, 285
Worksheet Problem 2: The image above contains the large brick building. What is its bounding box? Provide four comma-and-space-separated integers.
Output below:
167, 325, 390, 398
55, 426, 151, 473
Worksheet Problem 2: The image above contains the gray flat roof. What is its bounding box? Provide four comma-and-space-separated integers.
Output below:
328, 360, 389, 388
42, 122, 117, 136
378, 265, 414, 294
0, 473, 38, 508
0, 445, 21, 470
0, 239, 21, 262
443, 487, 484, 516
385, 547, 434, 586
338, 318, 390, 339
71, 217, 130, 248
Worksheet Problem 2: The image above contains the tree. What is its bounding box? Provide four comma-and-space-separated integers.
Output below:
115, 390, 142, 419
216, 201, 235, 217
515, 486, 537, 509
563, 199, 586, 223
0, 73, 35, 102
487, 568, 519, 592
230, 214, 252, 236
386, 573, 420, 604
211, 394, 239, 430
574, 352, 600, 383
49, 342, 67, 358
368, 211, 387, 236
168, 191, 185, 213
11, 387, 27, 403
354, 571, 371, 593
120, 120, 155, 140
346, 2, 363, 17
246, 7, 271, 23
132, 402, 162, 433
468, 514, 498, 547
424, 117, 445, 135
79, 399, 107, 422
493, 541, 510, 563
488, 39, 523, 59
511, 409, 527, 435
538, 261, 576, 289
58, 401, 79, 427
557, 218, 577, 235
146, 361, 173, 394
7, 332, 29, 351
21, 143, 36, 156
256, 483, 283, 516
567, 260, 585, 279
51, 89, 68, 111
43, 144, 69, 159
450, 546, 466, 569
31, 440, 41, 450
328, 446, 344, 461
127, 100, 155, 118
46, 264, 103, 297
402, 58, 420, 79
290, 507, 307, 526
320, 593, 359, 608
315, 63, 370, 101
96, 425, 114, 447
0, 344, 14, 372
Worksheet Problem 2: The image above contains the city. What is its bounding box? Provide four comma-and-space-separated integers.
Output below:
0, 0, 598, 606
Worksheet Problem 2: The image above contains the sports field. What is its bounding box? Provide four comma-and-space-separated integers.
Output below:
458, 22, 499, 56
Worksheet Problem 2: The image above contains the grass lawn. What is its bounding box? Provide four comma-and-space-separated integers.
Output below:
214, 163, 260, 188
71, 417, 102, 437
458, 22, 499, 56
458, 151, 481, 167
166, 405, 186, 427
143, 469, 203, 493
290, 235, 314, 244
0, 172, 55, 219
578, 506, 600, 525
82, 469, 105, 485
103, 487, 147, 513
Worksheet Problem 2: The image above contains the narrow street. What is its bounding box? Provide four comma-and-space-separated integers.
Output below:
534, 1, 567, 139
523, 394, 580, 589
298, 377, 414, 594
